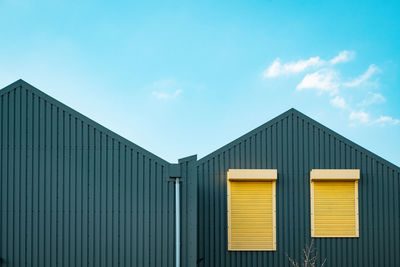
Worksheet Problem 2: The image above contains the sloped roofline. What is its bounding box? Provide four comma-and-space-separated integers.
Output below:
198, 107, 400, 172
292, 108, 400, 172
1, 80, 399, 172
0, 79, 170, 164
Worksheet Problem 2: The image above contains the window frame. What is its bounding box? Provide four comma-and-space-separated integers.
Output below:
227, 169, 277, 251
310, 169, 360, 238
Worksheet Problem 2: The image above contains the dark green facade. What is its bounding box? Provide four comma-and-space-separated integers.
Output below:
0, 80, 197, 267
196, 109, 400, 267
1, 80, 399, 266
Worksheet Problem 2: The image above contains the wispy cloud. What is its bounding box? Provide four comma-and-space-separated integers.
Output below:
264, 50, 398, 127
371, 116, 400, 125
296, 69, 339, 95
349, 111, 400, 126
152, 89, 182, 100
263, 56, 322, 78
349, 111, 370, 124
359, 92, 386, 106
297, 65, 380, 96
264, 50, 354, 78
149, 79, 183, 100
330, 95, 348, 109
344, 64, 379, 87
330, 50, 355, 64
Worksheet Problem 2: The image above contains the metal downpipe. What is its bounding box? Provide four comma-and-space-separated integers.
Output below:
175, 178, 180, 267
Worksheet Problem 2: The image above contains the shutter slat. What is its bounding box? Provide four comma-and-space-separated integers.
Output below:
230, 181, 274, 250
313, 181, 357, 237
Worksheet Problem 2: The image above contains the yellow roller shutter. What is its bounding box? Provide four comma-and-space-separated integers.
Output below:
310, 169, 360, 238
230, 182, 274, 250
227, 169, 277, 251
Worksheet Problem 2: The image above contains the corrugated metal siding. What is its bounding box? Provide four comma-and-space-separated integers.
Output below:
197, 110, 400, 267
0, 81, 197, 267
178, 156, 198, 267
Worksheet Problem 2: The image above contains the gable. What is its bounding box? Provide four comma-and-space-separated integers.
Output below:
0, 79, 169, 164
198, 108, 400, 174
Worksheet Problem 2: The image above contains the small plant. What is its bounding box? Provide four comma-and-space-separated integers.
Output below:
286, 239, 326, 267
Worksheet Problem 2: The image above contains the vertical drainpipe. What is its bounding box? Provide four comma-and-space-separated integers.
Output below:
169, 163, 181, 267
175, 177, 181, 267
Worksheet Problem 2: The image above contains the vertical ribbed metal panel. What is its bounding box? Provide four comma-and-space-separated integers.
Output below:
178, 155, 198, 267
197, 109, 400, 267
0, 80, 197, 267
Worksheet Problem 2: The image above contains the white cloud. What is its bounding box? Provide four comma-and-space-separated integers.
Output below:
263, 57, 322, 78
359, 92, 386, 106
148, 78, 184, 100
296, 69, 339, 95
330, 50, 355, 64
349, 111, 370, 124
349, 112, 400, 126
263, 50, 398, 127
371, 116, 400, 125
330, 96, 347, 109
152, 89, 182, 100
344, 64, 380, 87
264, 50, 355, 78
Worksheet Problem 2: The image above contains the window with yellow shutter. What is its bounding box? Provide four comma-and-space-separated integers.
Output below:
227, 169, 277, 251
310, 169, 360, 238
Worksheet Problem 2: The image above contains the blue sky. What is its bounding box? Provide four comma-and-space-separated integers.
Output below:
1, 0, 400, 166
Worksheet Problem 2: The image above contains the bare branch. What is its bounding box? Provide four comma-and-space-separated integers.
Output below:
286, 253, 300, 267
286, 239, 327, 267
